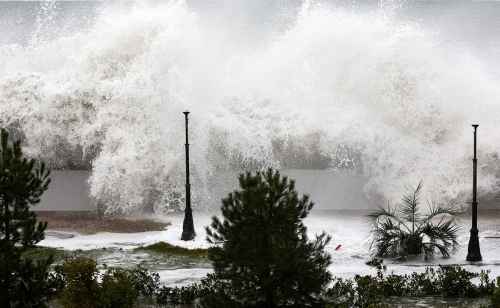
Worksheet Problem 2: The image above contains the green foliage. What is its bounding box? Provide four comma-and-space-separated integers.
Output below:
353, 274, 383, 307
0, 129, 50, 248
127, 265, 160, 298
156, 280, 205, 306
4, 255, 63, 308
58, 257, 100, 308
22, 246, 67, 262
0, 128, 55, 308
406, 268, 439, 296
325, 265, 494, 308
491, 277, 500, 308
378, 274, 407, 297
57, 257, 160, 308
369, 182, 460, 259
156, 273, 234, 307
100, 268, 138, 308
54, 257, 494, 308
436, 265, 478, 297
154, 264, 492, 308
156, 284, 200, 306
205, 169, 332, 307
325, 278, 356, 308
365, 258, 385, 271
136, 241, 208, 258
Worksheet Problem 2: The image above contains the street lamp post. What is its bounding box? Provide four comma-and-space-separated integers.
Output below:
466, 124, 482, 262
181, 111, 196, 241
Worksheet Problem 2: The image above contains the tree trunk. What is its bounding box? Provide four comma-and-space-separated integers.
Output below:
406, 235, 422, 255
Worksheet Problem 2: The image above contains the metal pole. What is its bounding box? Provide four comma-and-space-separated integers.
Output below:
466, 124, 481, 261
181, 111, 195, 241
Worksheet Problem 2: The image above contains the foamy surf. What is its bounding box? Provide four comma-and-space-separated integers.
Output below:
0, 1, 499, 214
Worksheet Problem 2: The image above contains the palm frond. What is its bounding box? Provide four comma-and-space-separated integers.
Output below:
422, 241, 451, 258
399, 181, 423, 226
370, 218, 406, 257
368, 203, 411, 233
420, 220, 460, 257
417, 201, 461, 231
425, 220, 459, 242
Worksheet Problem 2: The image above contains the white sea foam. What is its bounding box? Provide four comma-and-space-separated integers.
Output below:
1, 1, 499, 213
40, 211, 500, 285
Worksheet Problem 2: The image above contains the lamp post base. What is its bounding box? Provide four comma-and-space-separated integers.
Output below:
181, 208, 196, 241
466, 229, 482, 262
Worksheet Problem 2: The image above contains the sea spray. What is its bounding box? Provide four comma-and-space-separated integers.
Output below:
0, 1, 499, 213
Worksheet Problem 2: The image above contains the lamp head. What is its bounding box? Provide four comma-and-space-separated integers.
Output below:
183, 111, 190, 116
472, 124, 479, 129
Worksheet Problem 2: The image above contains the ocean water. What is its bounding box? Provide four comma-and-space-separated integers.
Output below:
1, 1, 500, 214
40, 209, 500, 287
1, 1, 499, 301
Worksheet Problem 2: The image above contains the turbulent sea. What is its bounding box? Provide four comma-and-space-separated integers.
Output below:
4, 1, 500, 301
1, 0, 500, 214
40, 208, 500, 293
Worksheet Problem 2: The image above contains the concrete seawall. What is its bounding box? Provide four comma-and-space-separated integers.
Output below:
34, 170, 371, 211
33, 169, 497, 212
36, 171, 93, 211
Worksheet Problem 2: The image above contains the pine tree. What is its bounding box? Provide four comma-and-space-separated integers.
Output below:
205, 169, 331, 308
0, 128, 55, 308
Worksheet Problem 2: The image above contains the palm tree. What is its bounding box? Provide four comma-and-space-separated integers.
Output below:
369, 182, 460, 259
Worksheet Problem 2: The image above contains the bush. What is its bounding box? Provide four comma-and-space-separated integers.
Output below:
491, 277, 500, 308
353, 275, 383, 307
100, 269, 138, 308
157, 284, 201, 306
156, 274, 232, 306
369, 182, 460, 259
436, 265, 478, 298
479, 271, 495, 296
58, 257, 100, 308
325, 265, 495, 307
325, 278, 356, 307
50, 258, 491, 308
57, 257, 159, 308
205, 169, 332, 307
406, 268, 438, 296
5, 255, 63, 308
379, 274, 407, 297
127, 265, 160, 298
154, 265, 494, 308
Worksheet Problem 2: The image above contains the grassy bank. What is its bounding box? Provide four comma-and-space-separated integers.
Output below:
23, 246, 67, 262
27, 242, 210, 270
135, 242, 208, 259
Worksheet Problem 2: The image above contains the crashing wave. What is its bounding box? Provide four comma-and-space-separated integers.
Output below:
0, 0, 499, 213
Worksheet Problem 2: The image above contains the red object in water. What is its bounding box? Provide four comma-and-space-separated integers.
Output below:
335, 244, 342, 251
